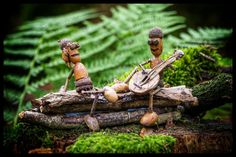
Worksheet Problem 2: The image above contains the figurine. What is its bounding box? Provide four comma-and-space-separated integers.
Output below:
58, 39, 100, 130
122, 27, 184, 126
58, 39, 93, 93
58, 39, 119, 131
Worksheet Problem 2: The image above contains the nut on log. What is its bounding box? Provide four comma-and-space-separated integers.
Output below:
111, 82, 129, 93
103, 86, 118, 103
140, 111, 159, 126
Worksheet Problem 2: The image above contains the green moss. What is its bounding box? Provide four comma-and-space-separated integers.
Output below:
163, 46, 223, 87
202, 103, 232, 120
66, 132, 176, 153
192, 73, 232, 103
217, 57, 232, 67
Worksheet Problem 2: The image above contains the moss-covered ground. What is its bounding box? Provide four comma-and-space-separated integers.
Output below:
66, 132, 176, 153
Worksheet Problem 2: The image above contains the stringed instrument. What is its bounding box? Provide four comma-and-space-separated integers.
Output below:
129, 49, 184, 94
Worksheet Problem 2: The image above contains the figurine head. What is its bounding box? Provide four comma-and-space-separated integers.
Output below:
58, 39, 81, 67
148, 27, 163, 57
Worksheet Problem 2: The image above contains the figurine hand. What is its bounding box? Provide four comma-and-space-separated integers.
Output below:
59, 86, 66, 94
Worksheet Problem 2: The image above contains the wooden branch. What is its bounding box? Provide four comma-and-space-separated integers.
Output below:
187, 73, 232, 115
18, 110, 181, 129
32, 86, 198, 114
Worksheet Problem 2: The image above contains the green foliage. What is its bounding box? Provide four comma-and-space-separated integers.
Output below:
4, 9, 99, 125
66, 132, 176, 153
192, 73, 232, 102
3, 122, 53, 154
163, 46, 222, 87
166, 27, 233, 52
202, 103, 232, 120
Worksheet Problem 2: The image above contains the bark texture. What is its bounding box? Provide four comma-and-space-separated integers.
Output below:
32, 86, 197, 114
19, 110, 181, 129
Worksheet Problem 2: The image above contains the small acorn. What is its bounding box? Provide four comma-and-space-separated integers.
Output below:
140, 111, 159, 126
111, 82, 129, 93
84, 115, 100, 131
103, 86, 118, 103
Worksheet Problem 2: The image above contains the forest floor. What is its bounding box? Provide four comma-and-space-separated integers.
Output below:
25, 115, 232, 154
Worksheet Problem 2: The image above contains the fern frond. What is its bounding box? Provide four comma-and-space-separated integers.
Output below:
19, 9, 98, 30
7, 30, 46, 38
88, 52, 131, 74
36, 48, 60, 63
82, 36, 117, 59
166, 27, 233, 48
4, 89, 22, 102
4, 74, 27, 87
4, 38, 40, 46
4, 48, 36, 57
43, 27, 76, 40
4, 60, 32, 69
4, 9, 99, 126
29, 70, 69, 90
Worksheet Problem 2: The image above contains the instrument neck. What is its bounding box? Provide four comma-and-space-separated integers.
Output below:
152, 55, 176, 74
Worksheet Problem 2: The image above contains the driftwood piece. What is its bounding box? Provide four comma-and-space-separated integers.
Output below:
18, 110, 181, 129
32, 86, 198, 114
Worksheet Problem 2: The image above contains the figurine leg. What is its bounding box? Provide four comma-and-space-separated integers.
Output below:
60, 69, 73, 92
84, 94, 100, 131
90, 94, 98, 116
148, 88, 161, 112
148, 92, 154, 112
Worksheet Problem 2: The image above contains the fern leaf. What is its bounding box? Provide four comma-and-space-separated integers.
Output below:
82, 36, 117, 59
4, 60, 31, 69
4, 9, 99, 126
4, 38, 40, 46
167, 27, 233, 48
4, 89, 22, 102
4, 74, 27, 87
7, 30, 46, 38
4, 48, 36, 57
19, 9, 98, 30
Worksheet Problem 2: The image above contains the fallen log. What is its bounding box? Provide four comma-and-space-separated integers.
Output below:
18, 110, 181, 129
189, 73, 232, 115
32, 73, 232, 115
32, 85, 198, 114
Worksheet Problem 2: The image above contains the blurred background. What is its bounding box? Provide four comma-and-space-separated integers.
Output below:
5, 4, 234, 35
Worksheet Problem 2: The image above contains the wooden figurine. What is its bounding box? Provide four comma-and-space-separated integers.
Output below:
58, 39, 100, 131
58, 39, 93, 93
123, 27, 184, 126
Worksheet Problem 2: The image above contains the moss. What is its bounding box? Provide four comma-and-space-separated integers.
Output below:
163, 46, 223, 87
66, 132, 176, 153
192, 73, 232, 104
202, 103, 232, 120
3, 122, 53, 154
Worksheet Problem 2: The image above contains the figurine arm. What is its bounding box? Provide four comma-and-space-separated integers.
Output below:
60, 69, 74, 92
124, 59, 151, 84
124, 66, 138, 84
